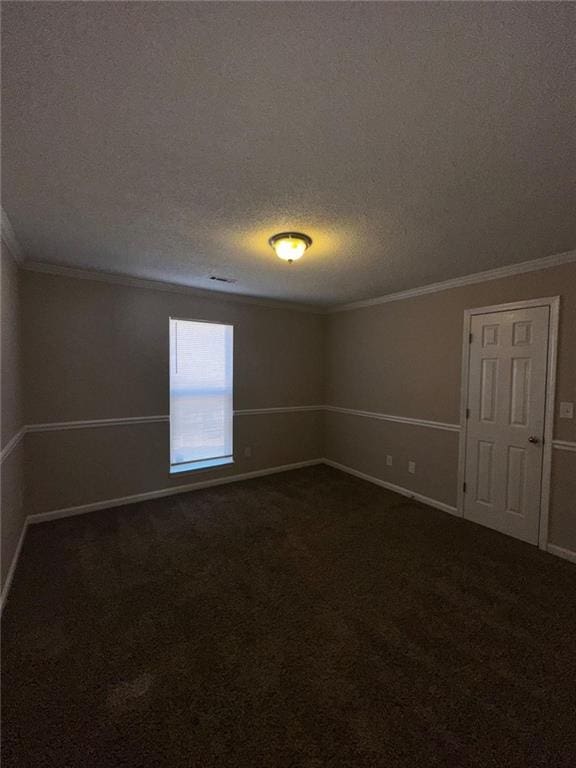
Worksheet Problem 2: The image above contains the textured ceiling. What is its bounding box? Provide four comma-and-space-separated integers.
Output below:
2, 2, 575, 306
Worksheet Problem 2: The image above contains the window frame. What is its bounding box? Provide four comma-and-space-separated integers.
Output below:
168, 316, 235, 475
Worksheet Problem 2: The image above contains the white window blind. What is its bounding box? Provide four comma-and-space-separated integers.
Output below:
169, 319, 233, 471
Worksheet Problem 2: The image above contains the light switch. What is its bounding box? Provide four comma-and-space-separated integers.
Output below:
386, 455, 393, 466
559, 402, 574, 419
408, 461, 416, 474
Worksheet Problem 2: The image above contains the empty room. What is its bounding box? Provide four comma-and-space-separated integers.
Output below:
1, 2, 576, 766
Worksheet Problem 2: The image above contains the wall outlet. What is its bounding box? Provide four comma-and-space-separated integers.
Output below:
386, 455, 393, 466
408, 461, 416, 474
559, 402, 574, 419
243, 446, 252, 458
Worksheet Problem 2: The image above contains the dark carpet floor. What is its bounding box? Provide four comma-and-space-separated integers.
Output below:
2, 465, 576, 767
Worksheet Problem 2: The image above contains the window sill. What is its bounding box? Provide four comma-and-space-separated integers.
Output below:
170, 457, 234, 475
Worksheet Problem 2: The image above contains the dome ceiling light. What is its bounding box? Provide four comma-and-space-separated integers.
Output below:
268, 232, 312, 264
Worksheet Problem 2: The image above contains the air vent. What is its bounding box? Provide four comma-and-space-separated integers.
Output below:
209, 275, 237, 284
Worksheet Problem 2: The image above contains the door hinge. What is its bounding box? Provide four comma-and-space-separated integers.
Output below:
469, 332, 473, 344
466, 408, 470, 419
462, 482, 467, 494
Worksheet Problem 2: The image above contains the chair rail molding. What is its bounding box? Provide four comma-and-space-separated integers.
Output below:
324, 405, 461, 432
17, 411, 573, 448
552, 440, 576, 453
24, 406, 324, 434
0, 428, 26, 464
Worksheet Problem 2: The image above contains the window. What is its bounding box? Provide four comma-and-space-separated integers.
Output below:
169, 318, 233, 473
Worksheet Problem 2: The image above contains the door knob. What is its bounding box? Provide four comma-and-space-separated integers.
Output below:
528, 436, 540, 444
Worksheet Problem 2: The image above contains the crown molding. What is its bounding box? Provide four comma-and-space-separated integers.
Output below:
22, 261, 324, 314
16, 246, 576, 314
1, 208, 25, 264
328, 249, 576, 313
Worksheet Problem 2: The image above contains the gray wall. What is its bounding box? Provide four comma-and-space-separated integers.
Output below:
1, 240, 24, 591
22, 271, 325, 514
325, 261, 576, 550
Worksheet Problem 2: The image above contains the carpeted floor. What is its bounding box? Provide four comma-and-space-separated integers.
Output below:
2, 465, 576, 767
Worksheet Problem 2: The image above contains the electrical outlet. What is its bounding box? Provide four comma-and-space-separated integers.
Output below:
408, 461, 416, 474
243, 446, 252, 458
386, 455, 393, 466
559, 402, 574, 419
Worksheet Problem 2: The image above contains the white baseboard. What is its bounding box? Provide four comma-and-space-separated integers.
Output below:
4, 458, 572, 611
325, 460, 575, 566
323, 458, 459, 516
546, 544, 576, 565
26, 459, 324, 525
0, 519, 29, 613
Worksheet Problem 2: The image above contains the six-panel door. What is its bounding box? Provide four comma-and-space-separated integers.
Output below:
463, 306, 549, 544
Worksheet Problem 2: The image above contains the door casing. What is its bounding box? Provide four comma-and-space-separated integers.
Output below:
457, 296, 560, 550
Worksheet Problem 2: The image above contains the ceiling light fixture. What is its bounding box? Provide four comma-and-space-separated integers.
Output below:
268, 232, 312, 263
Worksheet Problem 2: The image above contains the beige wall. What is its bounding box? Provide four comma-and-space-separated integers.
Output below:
25, 413, 323, 515
23, 272, 325, 422
325, 262, 576, 550
22, 271, 325, 515
5, 260, 576, 560
1, 242, 22, 443
550, 450, 576, 552
1, 240, 24, 590
325, 411, 459, 507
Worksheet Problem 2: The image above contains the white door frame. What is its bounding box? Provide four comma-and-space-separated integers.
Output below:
456, 296, 560, 550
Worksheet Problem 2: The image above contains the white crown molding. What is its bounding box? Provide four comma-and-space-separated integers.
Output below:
325, 405, 461, 432
22, 260, 323, 314
1, 208, 25, 264
552, 439, 576, 453
0, 428, 26, 464
329, 249, 576, 313
18, 244, 576, 314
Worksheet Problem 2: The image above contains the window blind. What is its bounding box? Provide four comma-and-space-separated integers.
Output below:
169, 319, 233, 470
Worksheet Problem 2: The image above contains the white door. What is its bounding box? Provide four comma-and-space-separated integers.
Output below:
463, 305, 549, 544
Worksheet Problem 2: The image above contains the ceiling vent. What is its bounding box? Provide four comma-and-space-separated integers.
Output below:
208, 275, 237, 284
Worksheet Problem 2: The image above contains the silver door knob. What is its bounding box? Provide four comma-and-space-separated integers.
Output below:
528, 436, 540, 444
